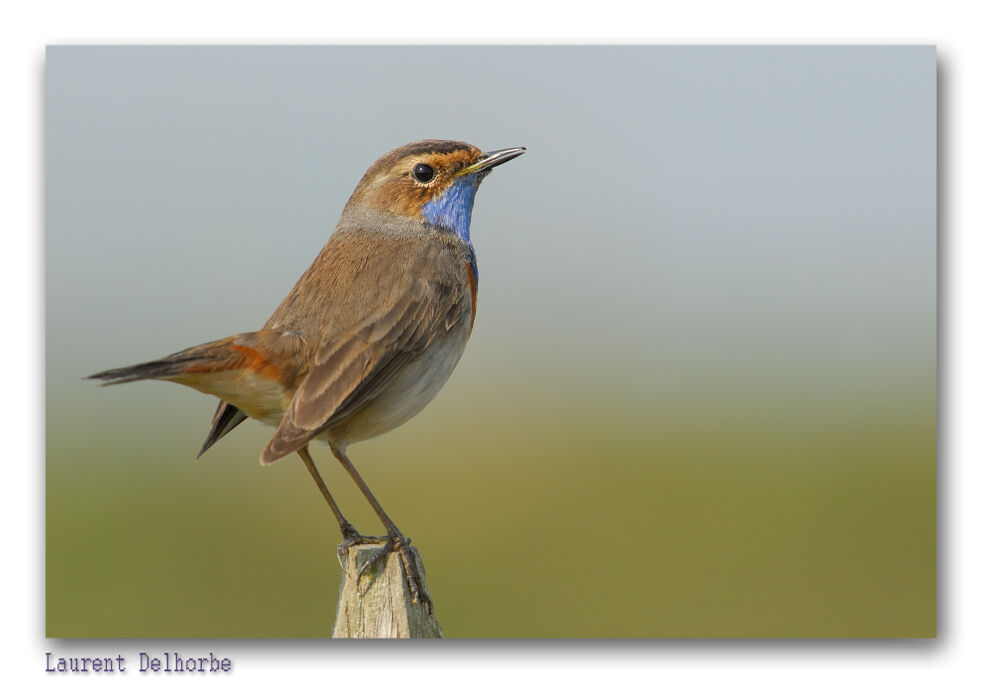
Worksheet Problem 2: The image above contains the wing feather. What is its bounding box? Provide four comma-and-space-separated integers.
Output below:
198, 401, 247, 457
259, 278, 466, 464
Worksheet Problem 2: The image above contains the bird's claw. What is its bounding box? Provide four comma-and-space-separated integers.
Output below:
353, 530, 433, 613
337, 531, 389, 568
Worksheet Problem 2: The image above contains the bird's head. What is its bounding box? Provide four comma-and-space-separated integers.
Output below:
343, 140, 526, 242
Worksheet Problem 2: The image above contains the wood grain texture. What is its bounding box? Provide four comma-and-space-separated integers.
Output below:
332, 544, 443, 639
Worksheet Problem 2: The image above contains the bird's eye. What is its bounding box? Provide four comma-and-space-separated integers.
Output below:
412, 163, 435, 183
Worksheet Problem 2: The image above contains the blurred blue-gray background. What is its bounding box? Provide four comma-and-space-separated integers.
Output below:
46, 47, 935, 637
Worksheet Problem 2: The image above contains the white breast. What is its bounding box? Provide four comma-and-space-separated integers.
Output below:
323, 315, 472, 448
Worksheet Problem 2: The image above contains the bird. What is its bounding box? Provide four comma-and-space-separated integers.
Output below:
87, 139, 526, 609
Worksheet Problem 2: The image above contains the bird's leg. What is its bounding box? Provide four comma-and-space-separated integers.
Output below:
297, 447, 384, 562
329, 444, 433, 611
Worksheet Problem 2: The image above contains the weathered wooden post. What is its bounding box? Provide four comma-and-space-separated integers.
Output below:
332, 544, 443, 638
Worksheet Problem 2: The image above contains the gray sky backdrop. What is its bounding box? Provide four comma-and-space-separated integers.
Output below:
48, 46, 935, 400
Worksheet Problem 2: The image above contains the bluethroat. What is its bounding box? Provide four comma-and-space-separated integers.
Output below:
88, 140, 526, 609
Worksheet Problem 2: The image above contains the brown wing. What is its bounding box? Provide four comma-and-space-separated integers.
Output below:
258, 235, 471, 465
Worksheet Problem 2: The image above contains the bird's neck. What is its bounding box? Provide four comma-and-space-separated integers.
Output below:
420, 176, 482, 243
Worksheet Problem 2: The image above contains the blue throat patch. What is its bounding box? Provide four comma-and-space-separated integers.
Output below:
421, 174, 484, 244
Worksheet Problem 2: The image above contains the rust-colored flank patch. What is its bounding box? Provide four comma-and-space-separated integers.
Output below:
465, 262, 478, 330
228, 343, 283, 381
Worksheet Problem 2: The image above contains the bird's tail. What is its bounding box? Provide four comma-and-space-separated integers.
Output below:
86, 330, 306, 411
87, 331, 308, 457
86, 338, 248, 386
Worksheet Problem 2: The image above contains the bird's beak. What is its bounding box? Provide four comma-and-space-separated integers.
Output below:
456, 146, 527, 176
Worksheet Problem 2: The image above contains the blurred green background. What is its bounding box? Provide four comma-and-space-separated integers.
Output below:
46, 47, 936, 637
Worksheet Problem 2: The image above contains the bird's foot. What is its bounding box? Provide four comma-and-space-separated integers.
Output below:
355, 528, 433, 613
336, 527, 388, 566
